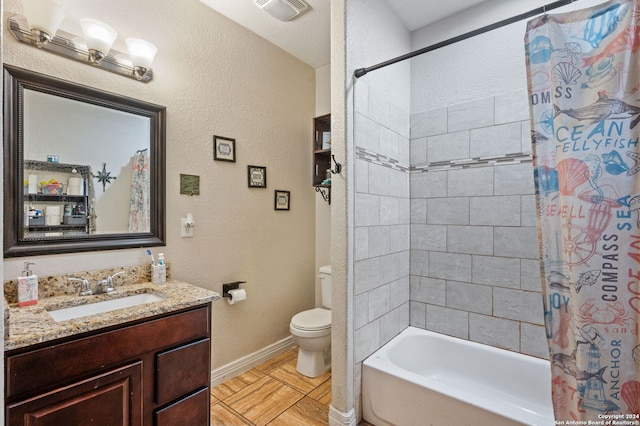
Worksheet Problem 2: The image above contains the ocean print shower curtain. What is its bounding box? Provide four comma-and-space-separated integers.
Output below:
128, 149, 150, 233
526, 0, 640, 421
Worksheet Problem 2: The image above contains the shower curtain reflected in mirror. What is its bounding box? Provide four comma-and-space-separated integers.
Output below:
129, 149, 150, 233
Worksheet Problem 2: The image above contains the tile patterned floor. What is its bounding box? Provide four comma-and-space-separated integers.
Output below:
210, 348, 332, 425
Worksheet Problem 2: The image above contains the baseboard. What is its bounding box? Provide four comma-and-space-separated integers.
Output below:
210, 335, 296, 386
329, 405, 357, 426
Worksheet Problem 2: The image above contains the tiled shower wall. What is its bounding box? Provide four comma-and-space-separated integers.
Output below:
354, 80, 411, 365
352, 85, 548, 363
408, 90, 548, 359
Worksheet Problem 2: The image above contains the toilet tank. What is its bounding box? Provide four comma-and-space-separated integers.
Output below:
319, 265, 332, 309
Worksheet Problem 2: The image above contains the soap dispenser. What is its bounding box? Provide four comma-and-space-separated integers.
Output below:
157, 253, 166, 283
18, 262, 38, 307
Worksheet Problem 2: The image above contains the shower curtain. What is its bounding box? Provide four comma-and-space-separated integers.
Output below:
128, 149, 150, 233
526, 0, 640, 420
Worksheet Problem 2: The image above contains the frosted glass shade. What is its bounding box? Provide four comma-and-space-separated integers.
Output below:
22, 0, 65, 38
80, 18, 117, 55
126, 38, 157, 69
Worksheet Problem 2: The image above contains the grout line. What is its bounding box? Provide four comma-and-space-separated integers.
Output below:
218, 401, 256, 426
210, 348, 332, 425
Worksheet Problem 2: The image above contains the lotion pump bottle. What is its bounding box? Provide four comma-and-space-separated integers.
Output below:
157, 253, 166, 283
152, 253, 166, 284
18, 262, 38, 306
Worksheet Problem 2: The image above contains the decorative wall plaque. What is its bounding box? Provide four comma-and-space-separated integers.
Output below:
180, 174, 200, 196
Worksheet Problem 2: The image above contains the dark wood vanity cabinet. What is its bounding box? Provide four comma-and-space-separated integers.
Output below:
5, 304, 212, 426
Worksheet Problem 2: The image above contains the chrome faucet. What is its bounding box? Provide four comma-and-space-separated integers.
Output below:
95, 271, 125, 294
94, 278, 110, 294
68, 278, 92, 296
69, 271, 125, 296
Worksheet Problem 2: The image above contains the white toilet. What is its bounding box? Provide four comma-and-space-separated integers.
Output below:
290, 265, 332, 378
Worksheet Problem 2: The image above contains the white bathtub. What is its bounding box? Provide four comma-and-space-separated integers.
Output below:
362, 327, 554, 426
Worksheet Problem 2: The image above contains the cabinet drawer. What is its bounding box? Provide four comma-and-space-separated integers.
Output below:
156, 338, 210, 405
7, 361, 143, 426
6, 305, 210, 400
154, 387, 209, 426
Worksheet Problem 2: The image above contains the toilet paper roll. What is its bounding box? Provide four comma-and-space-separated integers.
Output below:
67, 177, 83, 195
28, 175, 38, 194
227, 288, 247, 305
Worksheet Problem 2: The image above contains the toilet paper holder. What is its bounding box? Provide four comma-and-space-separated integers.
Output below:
222, 281, 246, 298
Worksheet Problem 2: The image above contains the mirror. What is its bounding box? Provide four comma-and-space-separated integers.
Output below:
4, 65, 166, 257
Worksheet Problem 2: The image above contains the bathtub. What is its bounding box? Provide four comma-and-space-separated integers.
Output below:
362, 327, 554, 426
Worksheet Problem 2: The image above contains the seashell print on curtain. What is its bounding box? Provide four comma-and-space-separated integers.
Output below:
526, 0, 640, 421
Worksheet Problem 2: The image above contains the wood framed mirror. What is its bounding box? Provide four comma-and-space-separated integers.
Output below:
3, 64, 166, 257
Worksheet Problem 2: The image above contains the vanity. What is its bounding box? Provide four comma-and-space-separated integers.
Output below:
1, 63, 206, 424
3, 266, 219, 426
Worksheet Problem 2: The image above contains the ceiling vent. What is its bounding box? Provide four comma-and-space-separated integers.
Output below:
255, 0, 310, 22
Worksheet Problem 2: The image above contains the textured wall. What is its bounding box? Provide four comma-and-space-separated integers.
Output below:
1, 0, 5, 422
344, 0, 411, 420
3, 0, 316, 369
410, 0, 604, 112
315, 64, 331, 306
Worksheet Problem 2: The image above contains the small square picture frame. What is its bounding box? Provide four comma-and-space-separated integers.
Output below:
247, 165, 267, 188
179, 173, 200, 196
213, 135, 236, 162
274, 190, 290, 211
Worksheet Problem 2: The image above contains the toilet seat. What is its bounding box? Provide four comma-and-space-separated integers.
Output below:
291, 308, 331, 331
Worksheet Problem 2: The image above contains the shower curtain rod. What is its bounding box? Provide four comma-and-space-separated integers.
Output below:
353, 0, 580, 78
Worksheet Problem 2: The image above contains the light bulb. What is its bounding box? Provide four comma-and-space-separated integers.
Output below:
80, 18, 117, 63
126, 38, 157, 79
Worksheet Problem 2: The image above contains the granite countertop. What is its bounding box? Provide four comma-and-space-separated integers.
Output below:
4, 265, 220, 351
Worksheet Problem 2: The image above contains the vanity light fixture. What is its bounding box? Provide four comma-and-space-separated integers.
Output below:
8, 0, 157, 82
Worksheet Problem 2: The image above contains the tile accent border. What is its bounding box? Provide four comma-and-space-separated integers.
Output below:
356, 147, 410, 172
356, 146, 532, 174
412, 152, 532, 173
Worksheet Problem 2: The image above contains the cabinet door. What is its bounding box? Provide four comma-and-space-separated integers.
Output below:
7, 362, 142, 426
155, 338, 210, 405
154, 388, 209, 426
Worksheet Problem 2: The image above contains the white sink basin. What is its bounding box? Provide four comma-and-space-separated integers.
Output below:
48, 293, 164, 322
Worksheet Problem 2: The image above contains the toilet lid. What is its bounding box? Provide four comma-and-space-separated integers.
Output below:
291, 308, 331, 331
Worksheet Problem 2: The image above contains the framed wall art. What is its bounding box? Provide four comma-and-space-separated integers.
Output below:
180, 174, 200, 196
274, 190, 290, 211
213, 135, 236, 162
247, 165, 267, 188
